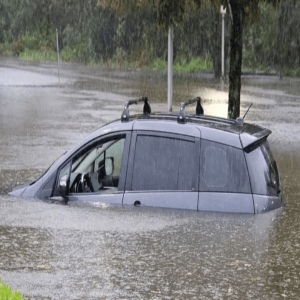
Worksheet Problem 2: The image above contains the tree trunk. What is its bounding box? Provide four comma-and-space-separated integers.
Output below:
228, 2, 245, 119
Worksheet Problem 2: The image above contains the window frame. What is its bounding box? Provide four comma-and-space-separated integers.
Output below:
52, 131, 132, 197
52, 159, 72, 197
125, 131, 200, 192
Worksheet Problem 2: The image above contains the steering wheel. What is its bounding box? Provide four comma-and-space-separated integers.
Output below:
69, 173, 82, 193
79, 173, 94, 193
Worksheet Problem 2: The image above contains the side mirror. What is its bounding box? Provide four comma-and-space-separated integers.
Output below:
105, 157, 114, 176
59, 174, 68, 197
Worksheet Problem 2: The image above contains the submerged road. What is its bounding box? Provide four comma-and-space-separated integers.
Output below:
0, 57, 300, 299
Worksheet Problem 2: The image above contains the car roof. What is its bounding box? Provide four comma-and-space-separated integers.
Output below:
89, 96, 271, 150
101, 111, 271, 150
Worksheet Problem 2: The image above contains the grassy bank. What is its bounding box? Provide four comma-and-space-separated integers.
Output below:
19, 49, 57, 62
0, 277, 27, 300
149, 57, 213, 73
3, 42, 300, 78
0, 40, 213, 74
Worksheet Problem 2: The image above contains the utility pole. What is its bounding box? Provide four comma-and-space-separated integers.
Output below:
168, 23, 174, 112
56, 28, 60, 86
220, 5, 226, 81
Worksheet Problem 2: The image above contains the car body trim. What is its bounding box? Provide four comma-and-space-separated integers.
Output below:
9, 186, 28, 197
133, 120, 201, 138
67, 190, 123, 204
240, 128, 272, 150
22, 177, 44, 198
123, 191, 198, 210
253, 194, 283, 213
198, 192, 254, 213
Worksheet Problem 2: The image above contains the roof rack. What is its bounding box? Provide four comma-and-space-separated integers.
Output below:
121, 96, 151, 122
177, 97, 204, 124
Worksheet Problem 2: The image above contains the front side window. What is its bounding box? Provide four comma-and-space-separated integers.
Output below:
54, 134, 126, 197
70, 136, 125, 193
131, 135, 196, 191
200, 140, 251, 193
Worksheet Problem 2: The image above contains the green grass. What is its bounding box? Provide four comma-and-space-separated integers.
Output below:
19, 49, 57, 62
60, 47, 81, 62
0, 277, 27, 300
283, 67, 300, 78
149, 58, 168, 71
0, 42, 16, 56
174, 57, 213, 73
148, 57, 213, 73
17, 43, 88, 63
60, 43, 88, 63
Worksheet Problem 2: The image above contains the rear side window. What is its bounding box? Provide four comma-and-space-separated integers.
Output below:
245, 140, 280, 196
131, 135, 196, 191
200, 140, 251, 193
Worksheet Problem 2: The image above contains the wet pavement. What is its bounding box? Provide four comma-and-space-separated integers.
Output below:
0, 56, 300, 299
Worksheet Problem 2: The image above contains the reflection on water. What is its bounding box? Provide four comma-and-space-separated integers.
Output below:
1, 58, 300, 299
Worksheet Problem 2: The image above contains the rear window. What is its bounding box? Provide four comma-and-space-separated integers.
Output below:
245, 139, 280, 196
200, 140, 251, 193
131, 135, 196, 191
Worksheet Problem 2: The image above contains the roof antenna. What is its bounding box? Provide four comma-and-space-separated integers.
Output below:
236, 103, 253, 125
243, 103, 253, 119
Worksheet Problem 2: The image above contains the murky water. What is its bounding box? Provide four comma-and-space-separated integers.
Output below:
1, 57, 300, 299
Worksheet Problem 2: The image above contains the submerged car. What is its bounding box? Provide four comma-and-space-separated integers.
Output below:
10, 97, 282, 214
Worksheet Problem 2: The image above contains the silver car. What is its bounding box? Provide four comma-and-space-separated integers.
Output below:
10, 97, 283, 214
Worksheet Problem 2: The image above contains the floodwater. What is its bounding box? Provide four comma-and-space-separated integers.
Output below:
0, 56, 300, 299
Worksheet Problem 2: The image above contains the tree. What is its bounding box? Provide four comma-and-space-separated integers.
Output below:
213, 0, 280, 119
276, 0, 300, 78
243, 2, 278, 71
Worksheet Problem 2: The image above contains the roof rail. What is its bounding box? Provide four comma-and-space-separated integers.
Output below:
121, 96, 151, 122
177, 97, 204, 124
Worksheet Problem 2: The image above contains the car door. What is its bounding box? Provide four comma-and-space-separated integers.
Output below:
198, 139, 254, 213
123, 131, 200, 210
52, 131, 131, 204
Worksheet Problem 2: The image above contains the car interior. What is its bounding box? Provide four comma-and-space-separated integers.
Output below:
68, 138, 125, 194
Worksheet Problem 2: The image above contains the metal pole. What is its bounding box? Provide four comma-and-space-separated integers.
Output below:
222, 13, 225, 79
220, 6, 226, 80
56, 28, 60, 86
168, 24, 173, 112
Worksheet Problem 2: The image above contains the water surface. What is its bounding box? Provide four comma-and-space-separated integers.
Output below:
0, 57, 300, 299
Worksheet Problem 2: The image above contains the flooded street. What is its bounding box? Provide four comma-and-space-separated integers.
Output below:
1, 57, 300, 299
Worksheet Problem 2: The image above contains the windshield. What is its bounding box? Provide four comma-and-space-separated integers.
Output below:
34, 151, 68, 184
